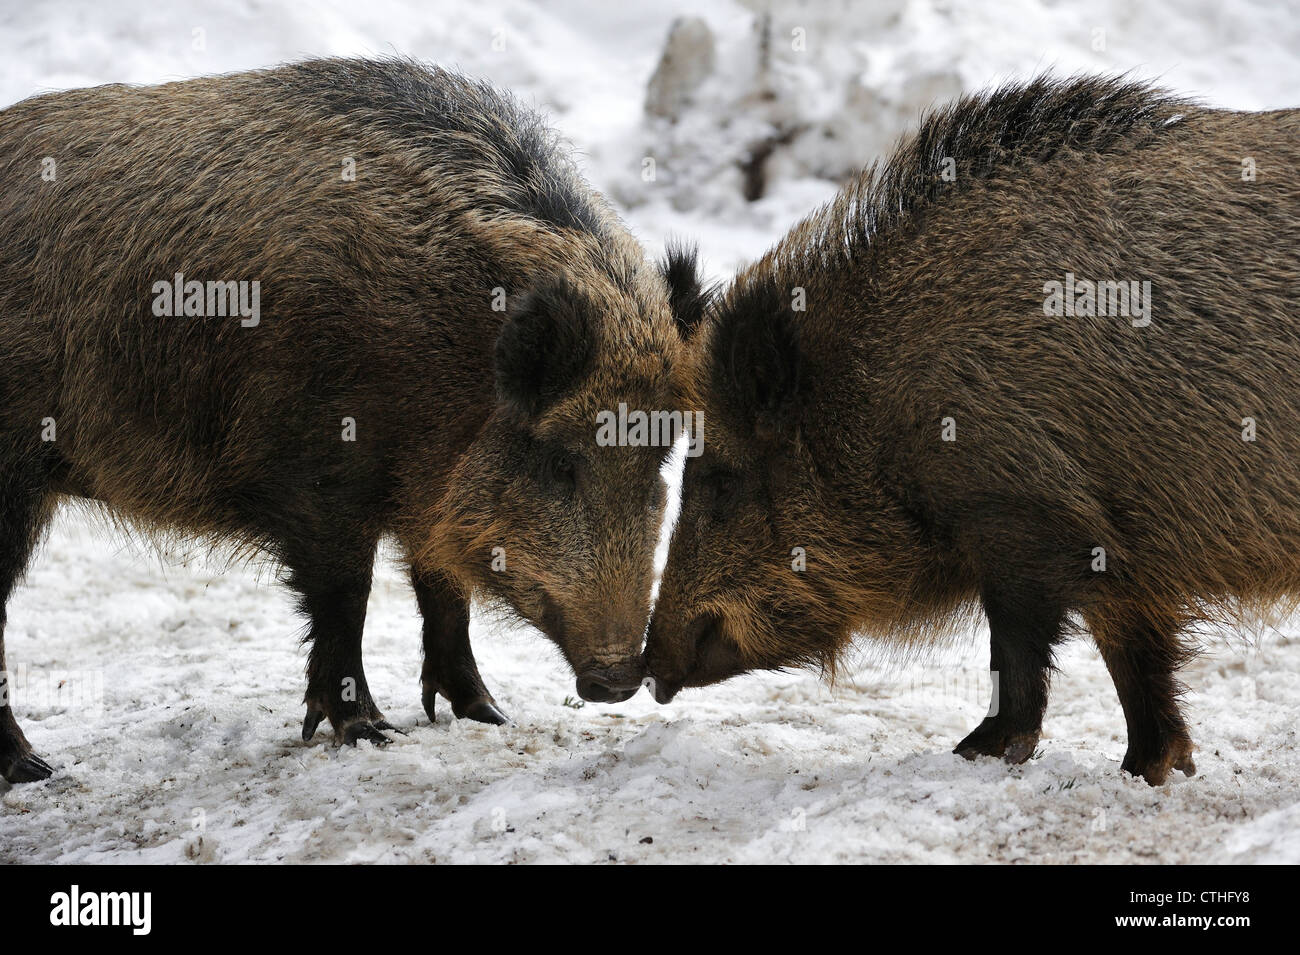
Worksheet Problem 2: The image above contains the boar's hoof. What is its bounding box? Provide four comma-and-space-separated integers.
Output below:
1, 749, 55, 784
1002, 734, 1040, 764
340, 719, 401, 747
954, 718, 1040, 765
421, 685, 511, 726
458, 699, 511, 726
303, 703, 405, 747
302, 706, 326, 742
1122, 738, 1196, 787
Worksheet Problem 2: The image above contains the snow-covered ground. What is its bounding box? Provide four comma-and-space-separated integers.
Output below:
2, 0, 1300, 863
4, 518, 1299, 864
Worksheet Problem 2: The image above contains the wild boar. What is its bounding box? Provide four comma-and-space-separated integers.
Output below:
645, 76, 1300, 785
0, 57, 694, 783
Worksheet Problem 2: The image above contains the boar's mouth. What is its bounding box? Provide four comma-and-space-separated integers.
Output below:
645, 674, 682, 705
646, 614, 725, 703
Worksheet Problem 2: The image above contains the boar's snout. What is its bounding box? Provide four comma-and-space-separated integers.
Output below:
541, 593, 649, 702
642, 613, 713, 704
643, 673, 682, 705
645, 614, 748, 703
575, 659, 646, 704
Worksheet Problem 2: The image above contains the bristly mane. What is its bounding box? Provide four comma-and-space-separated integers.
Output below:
269, 56, 612, 238
717, 75, 1194, 323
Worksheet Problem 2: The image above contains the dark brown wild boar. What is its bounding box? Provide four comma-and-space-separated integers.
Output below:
0, 58, 695, 783
646, 77, 1300, 785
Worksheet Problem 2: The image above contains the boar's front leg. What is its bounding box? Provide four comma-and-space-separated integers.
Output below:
1, 611, 54, 783
0, 449, 56, 782
412, 570, 508, 725
955, 583, 1066, 765
1087, 610, 1195, 786
295, 554, 397, 746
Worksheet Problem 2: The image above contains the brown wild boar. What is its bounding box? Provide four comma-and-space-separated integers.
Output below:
646, 76, 1300, 785
0, 58, 696, 783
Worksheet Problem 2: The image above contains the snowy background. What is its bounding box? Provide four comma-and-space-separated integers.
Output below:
2, 0, 1299, 863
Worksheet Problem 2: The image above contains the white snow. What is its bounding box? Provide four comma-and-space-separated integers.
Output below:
2, 0, 1299, 863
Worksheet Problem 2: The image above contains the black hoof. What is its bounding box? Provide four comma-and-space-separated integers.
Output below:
423, 682, 510, 726
1121, 737, 1196, 786
2, 751, 54, 784
372, 719, 409, 737
1003, 734, 1038, 765
341, 720, 394, 747
302, 706, 326, 742
461, 699, 510, 725
955, 718, 1040, 766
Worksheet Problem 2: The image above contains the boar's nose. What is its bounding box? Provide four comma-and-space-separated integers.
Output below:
575, 661, 645, 704
642, 673, 682, 705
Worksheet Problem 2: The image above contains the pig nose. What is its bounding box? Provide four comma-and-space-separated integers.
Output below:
642, 673, 682, 705
576, 664, 644, 704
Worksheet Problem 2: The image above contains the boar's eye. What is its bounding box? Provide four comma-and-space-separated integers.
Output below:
541, 446, 577, 492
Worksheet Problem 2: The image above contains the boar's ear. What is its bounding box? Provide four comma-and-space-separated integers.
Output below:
495, 280, 594, 419
714, 279, 804, 441
659, 241, 713, 337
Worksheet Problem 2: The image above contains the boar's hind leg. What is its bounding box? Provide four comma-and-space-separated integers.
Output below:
0, 455, 56, 783
412, 571, 508, 725
293, 550, 398, 747
955, 583, 1066, 766
1088, 611, 1195, 786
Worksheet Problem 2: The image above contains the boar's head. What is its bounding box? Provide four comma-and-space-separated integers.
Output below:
645, 266, 926, 703
421, 249, 707, 703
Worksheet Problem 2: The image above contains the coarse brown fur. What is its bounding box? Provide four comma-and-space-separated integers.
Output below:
0, 57, 697, 782
646, 75, 1300, 785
